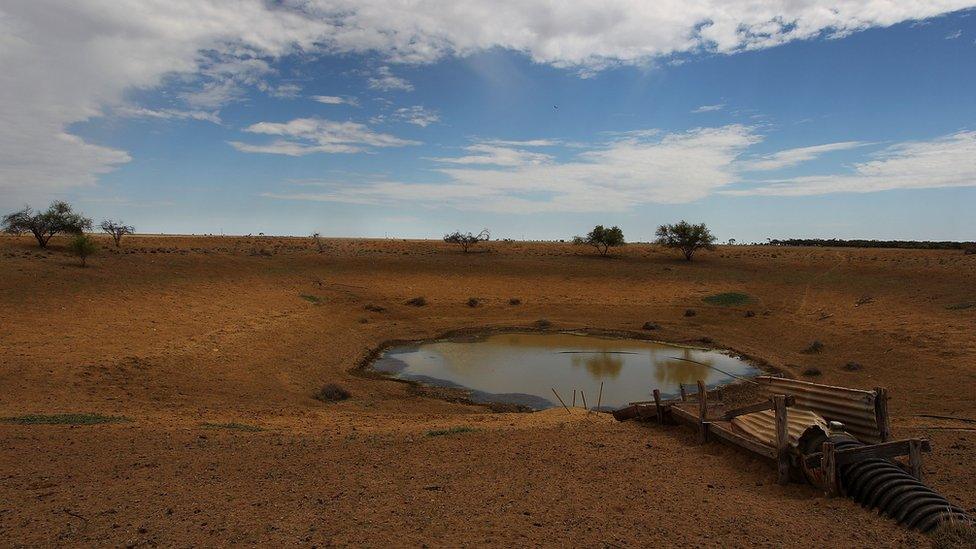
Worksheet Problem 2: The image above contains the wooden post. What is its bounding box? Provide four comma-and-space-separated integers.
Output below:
679, 384, 688, 402
822, 441, 838, 497
653, 389, 663, 425
774, 394, 790, 485
874, 387, 891, 443
697, 380, 709, 443
908, 439, 923, 482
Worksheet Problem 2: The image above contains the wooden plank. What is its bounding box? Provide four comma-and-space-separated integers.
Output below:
874, 386, 891, 443
697, 379, 708, 443
823, 442, 838, 497
774, 394, 790, 485
612, 405, 639, 421
708, 422, 777, 459
909, 439, 924, 482
721, 395, 795, 420
671, 405, 699, 425
833, 439, 931, 467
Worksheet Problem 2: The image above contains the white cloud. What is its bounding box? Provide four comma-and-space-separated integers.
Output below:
372, 106, 440, 127
229, 117, 419, 156
739, 141, 866, 171
429, 144, 553, 167
2, 0, 974, 197
367, 66, 414, 91
724, 131, 976, 196
692, 104, 725, 113
312, 95, 359, 106
115, 106, 222, 124
946, 29, 963, 39
266, 125, 760, 211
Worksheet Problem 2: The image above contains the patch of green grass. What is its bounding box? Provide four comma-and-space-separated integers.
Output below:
703, 292, 751, 306
425, 426, 478, 437
946, 302, 973, 310
299, 294, 323, 304
2, 413, 129, 425
201, 422, 264, 432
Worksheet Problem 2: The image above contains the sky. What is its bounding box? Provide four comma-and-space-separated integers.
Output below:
2, 1, 975, 242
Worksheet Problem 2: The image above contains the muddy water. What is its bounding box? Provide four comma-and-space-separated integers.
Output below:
371, 332, 760, 410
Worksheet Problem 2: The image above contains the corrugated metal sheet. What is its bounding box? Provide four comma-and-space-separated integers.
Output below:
731, 408, 827, 447
756, 376, 882, 444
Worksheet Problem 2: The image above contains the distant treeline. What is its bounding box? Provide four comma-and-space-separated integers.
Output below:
765, 238, 974, 250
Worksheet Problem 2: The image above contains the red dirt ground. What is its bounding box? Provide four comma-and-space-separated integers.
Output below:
1, 235, 973, 546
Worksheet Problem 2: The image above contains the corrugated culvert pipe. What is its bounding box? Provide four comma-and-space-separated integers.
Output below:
797, 427, 972, 532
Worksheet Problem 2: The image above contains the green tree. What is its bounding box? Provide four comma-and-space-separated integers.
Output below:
573, 225, 625, 256
2, 201, 92, 248
68, 234, 97, 267
655, 221, 716, 261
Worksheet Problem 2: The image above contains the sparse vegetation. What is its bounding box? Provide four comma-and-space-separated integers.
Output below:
311, 232, 326, 252
703, 292, 750, 306
930, 517, 976, 549
802, 367, 822, 377
534, 318, 552, 329
684, 309, 696, 317
3, 413, 128, 425
946, 302, 973, 310
802, 340, 825, 354
314, 383, 351, 402
364, 304, 386, 312
656, 221, 716, 261
202, 422, 264, 432
508, 297, 522, 305
68, 234, 97, 267
406, 296, 427, 307
766, 238, 975, 251
100, 220, 134, 247
466, 297, 481, 307
444, 229, 490, 253
573, 225, 625, 257
843, 362, 863, 371
426, 426, 477, 437
300, 294, 323, 304
642, 322, 659, 330
2, 201, 92, 248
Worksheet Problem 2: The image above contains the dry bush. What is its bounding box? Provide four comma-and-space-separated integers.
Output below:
405, 296, 427, 307
314, 383, 351, 402
466, 297, 481, 307
684, 309, 697, 317
508, 298, 521, 305
801, 340, 825, 354
802, 367, 822, 377
642, 322, 659, 330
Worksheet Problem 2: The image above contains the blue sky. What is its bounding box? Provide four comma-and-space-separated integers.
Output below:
2, 2, 975, 242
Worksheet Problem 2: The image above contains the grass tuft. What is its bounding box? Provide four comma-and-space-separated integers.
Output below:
930, 518, 976, 549
703, 292, 751, 306
2, 413, 129, 425
300, 294, 323, 304
426, 426, 477, 437
314, 383, 351, 402
202, 422, 264, 432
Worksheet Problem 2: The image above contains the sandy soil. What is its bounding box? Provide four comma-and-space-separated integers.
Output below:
1, 234, 973, 547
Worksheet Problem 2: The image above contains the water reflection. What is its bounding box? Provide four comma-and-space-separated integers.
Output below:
376, 332, 759, 409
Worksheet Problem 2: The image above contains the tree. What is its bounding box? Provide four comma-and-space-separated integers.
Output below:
2, 201, 92, 248
68, 234, 97, 267
100, 220, 134, 247
310, 232, 326, 252
573, 225, 625, 256
655, 221, 716, 261
444, 229, 490, 253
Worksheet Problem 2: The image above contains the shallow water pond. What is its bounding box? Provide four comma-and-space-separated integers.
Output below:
371, 332, 760, 410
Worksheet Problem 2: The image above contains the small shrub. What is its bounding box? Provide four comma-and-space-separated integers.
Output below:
314, 383, 351, 402
930, 518, 976, 549
642, 322, 659, 330
508, 298, 522, 306
703, 292, 750, 306
466, 297, 481, 308
68, 234, 97, 267
534, 319, 552, 329
854, 295, 874, 306
684, 309, 697, 317
744, 310, 756, 318
946, 302, 973, 310
310, 232, 326, 252
300, 294, 323, 304
364, 304, 386, 313
802, 367, 822, 377
3, 413, 128, 425
406, 296, 427, 307
801, 340, 825, 354
843, 362, 863, 371
426, 426, 477, 437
